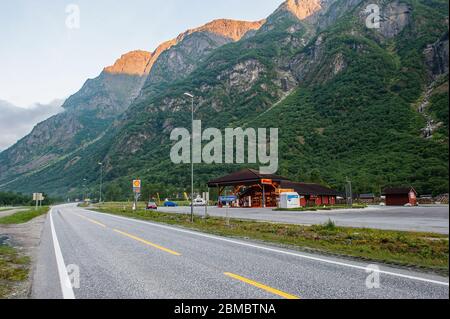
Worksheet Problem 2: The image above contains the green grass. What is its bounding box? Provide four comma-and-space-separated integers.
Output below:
94, 203, 449, 274
0, 245, 30, 298
0, 207, 50, 225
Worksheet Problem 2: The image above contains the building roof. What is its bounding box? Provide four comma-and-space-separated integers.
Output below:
382, 187, 417, 195
207, 169, 290, 187
280, 181, 341, 196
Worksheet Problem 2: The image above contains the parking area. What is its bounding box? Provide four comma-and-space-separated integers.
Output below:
157, 205, 450, 234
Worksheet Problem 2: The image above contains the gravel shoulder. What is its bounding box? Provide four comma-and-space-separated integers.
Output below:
0, 214, 47, 298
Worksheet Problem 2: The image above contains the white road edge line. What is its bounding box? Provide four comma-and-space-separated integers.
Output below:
50, 209, 76, 299
84, 209, 449, 287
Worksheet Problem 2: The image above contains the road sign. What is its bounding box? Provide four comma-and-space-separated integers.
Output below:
33, 193, 44, 201
133, 180, 141, 188
261, 179, 273, 185
133, 180, 141, 193
219, 195, 237, 203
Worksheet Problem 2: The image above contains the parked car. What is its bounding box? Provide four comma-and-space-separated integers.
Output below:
146, 201, 158, 210
164, 201, 178, 207
193, 198, 207, 206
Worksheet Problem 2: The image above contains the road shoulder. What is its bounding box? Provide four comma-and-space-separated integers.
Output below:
0, 213, 47, 298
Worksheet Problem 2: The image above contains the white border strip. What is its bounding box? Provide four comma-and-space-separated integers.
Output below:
85, 209, 449, 287
50, 209, 76, 299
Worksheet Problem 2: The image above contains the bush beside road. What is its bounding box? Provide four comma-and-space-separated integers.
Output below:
94, 203, 449, 274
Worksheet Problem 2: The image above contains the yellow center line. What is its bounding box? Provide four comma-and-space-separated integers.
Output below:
75, 214, 106, 228
224, 272, 300, 299
113, 229, 181, 256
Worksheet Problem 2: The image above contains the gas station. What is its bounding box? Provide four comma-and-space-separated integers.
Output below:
207, 169, 340, 208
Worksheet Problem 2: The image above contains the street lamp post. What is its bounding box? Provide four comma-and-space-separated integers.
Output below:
83, 178, 87, 202
184, 92, 194, 223
98, 162, 103, 203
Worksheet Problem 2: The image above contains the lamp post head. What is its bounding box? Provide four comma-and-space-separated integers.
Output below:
184, 92, 194, 98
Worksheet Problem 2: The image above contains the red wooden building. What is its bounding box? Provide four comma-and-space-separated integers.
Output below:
279, 181, 340, 207
382, 187, 418, 206
207, 169, 340, 208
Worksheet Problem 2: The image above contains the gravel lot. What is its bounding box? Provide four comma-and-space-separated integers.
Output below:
158, 205, 450, 234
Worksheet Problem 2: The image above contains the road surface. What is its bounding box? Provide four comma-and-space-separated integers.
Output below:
158, 205, 450, 234
32, 204, 449, 299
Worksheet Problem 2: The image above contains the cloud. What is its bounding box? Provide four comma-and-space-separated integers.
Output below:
0, 99, 65, 151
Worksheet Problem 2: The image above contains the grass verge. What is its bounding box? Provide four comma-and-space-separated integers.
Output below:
94, 203, 449, 274
0, 245, 30, 298
0, 206, 50, 225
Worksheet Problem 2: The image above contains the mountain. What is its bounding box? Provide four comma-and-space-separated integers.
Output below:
0, 0, 448, 198
0, 50, 154, 184
0, 99, 64, 151
0, 18, 266, 193
138, 19, 265, 97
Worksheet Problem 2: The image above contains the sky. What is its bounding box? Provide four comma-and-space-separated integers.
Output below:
0, 0, 283, 108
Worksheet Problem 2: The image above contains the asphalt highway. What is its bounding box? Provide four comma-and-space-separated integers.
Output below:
32, 204, 449, 299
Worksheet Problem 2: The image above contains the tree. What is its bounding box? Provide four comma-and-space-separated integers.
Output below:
105, 183, 121, 202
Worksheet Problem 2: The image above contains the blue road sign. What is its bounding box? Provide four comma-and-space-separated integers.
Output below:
219, 195, 237, 203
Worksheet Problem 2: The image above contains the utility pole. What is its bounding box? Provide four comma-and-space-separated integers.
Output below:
98, 162, 103, 203
205, 188, 209, 218
184, 92, 195, 223
83, 178, 87, 202
346, 177, 353, 207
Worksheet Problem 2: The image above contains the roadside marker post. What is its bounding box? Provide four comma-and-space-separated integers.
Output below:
203, 192, 210, 218
219, 195, 237, 226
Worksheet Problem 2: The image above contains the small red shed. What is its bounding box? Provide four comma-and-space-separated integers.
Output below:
382, 187, 418, 206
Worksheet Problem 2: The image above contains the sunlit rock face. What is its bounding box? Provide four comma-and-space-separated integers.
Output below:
104, 50, 153, 76
281, 0, 327, 20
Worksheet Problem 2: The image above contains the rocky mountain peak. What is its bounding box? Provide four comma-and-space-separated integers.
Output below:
181, 19, 265, 42
141, 19, 264, 76
278, 0, 330, 20
104, 50, 152, 76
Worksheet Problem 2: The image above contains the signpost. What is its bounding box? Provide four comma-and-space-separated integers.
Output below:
33, 193, 44, 209
132, 180, 141, 211
202, 192, 210, 218
219, 195, 237, 226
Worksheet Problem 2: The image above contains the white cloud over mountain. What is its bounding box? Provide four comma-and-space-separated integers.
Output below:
0, 99, 65, 151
